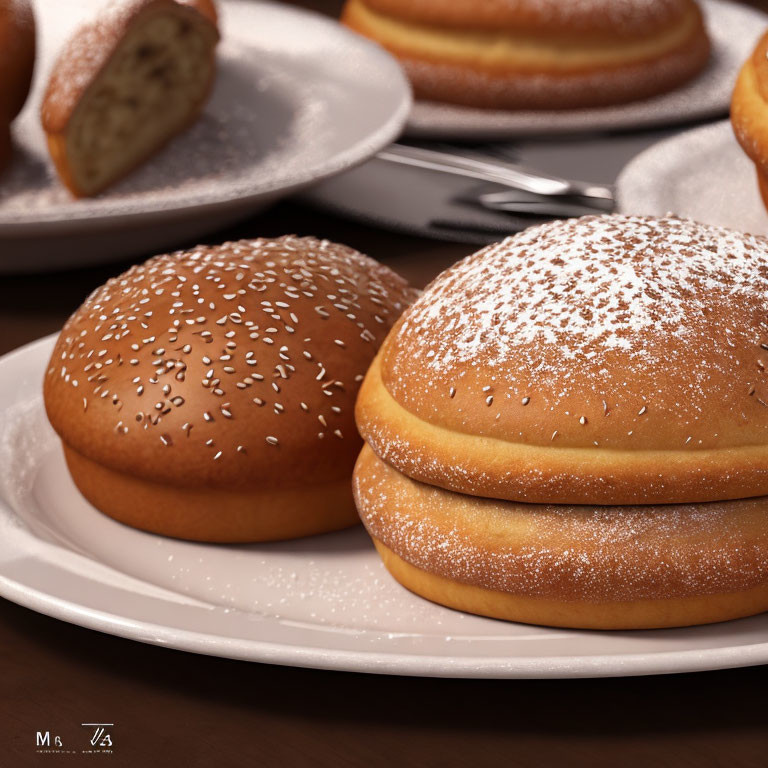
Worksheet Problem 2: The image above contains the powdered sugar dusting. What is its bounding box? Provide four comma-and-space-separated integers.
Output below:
379, 214, 768, 455
401, 214, 768, 370
355, 448, 768, 603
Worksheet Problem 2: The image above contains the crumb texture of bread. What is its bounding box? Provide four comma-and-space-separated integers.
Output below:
42, 0, 219, 197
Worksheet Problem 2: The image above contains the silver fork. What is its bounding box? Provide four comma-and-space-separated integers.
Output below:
377, 143, 615, 209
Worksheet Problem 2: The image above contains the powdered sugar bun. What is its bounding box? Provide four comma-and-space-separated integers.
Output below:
44, 236, 416, 542
354, 445, 768, 630
341, 0, 709, 110
356, 214, 768, 505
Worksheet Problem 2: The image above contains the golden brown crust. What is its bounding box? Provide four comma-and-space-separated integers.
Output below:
44, 236, 414, 541
179, 0, 218, 27
354, 446, 768, 629
357, 355, 768, 505
357, 215, 768, 505
44, 237, 416, 541
758, 167, 768, 214
342, 0, 709, 109
0, 0, 35, 123
355, 0, 695, 38
40, 0, 219, 197
386, 35, 710, 110
731, 36, 768, 207
374, 540, 768, 630
65, 444, 359, 542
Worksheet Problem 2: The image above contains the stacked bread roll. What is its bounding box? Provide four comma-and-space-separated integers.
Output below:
354, 213, 768, 630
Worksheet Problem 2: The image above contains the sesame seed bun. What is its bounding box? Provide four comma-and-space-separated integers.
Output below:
356, 214, 768, 506
354, 445, 768, 630
732, 31, 768, 216
41, 0, 218, 197
44, 236, 417, 542
341, 0, 709, 110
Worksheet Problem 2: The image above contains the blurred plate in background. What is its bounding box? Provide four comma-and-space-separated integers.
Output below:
0, 0, 410, 272
404, 0, 762, 140
617, 120, 768, 234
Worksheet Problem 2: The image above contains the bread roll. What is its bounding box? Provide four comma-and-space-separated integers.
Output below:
41, 0, 219, 197
0, 0, 35, 174
357, 214, 768, 505
44, 236, 417, 541
342, 0, 710, 110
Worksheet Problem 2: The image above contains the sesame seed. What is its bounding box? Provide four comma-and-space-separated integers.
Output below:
266, 436, 279, 446
522, 396, 530, 406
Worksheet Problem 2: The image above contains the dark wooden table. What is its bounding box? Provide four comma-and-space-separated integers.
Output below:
5, 0, 768, 765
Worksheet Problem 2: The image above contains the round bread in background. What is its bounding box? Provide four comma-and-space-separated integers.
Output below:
354, 445, 768, 630
356, 214, 768, 506
732, 30, 768, 214
341, 0, 710, 110
0, 0, 35, 173
44, 236, 417, 542
0, 0, 35, 121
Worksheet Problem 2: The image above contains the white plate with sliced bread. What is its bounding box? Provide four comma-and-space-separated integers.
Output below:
0, 0, 410, 271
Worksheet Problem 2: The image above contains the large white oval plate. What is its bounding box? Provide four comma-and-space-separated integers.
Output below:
0, 0, 410, 271
405, 0, 763, 140
4, 336, 768, 678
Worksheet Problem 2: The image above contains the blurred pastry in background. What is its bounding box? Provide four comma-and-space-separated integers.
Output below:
732, 30, 768, 214
0, 0, 35, 174
342, 0, 710, 110
41, 0, 219, 198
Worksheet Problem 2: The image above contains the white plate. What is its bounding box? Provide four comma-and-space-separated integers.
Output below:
617, 120, 768, 234
5, 336, 768, 678
0, 0, 410, 272
405, 0, 762, 139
